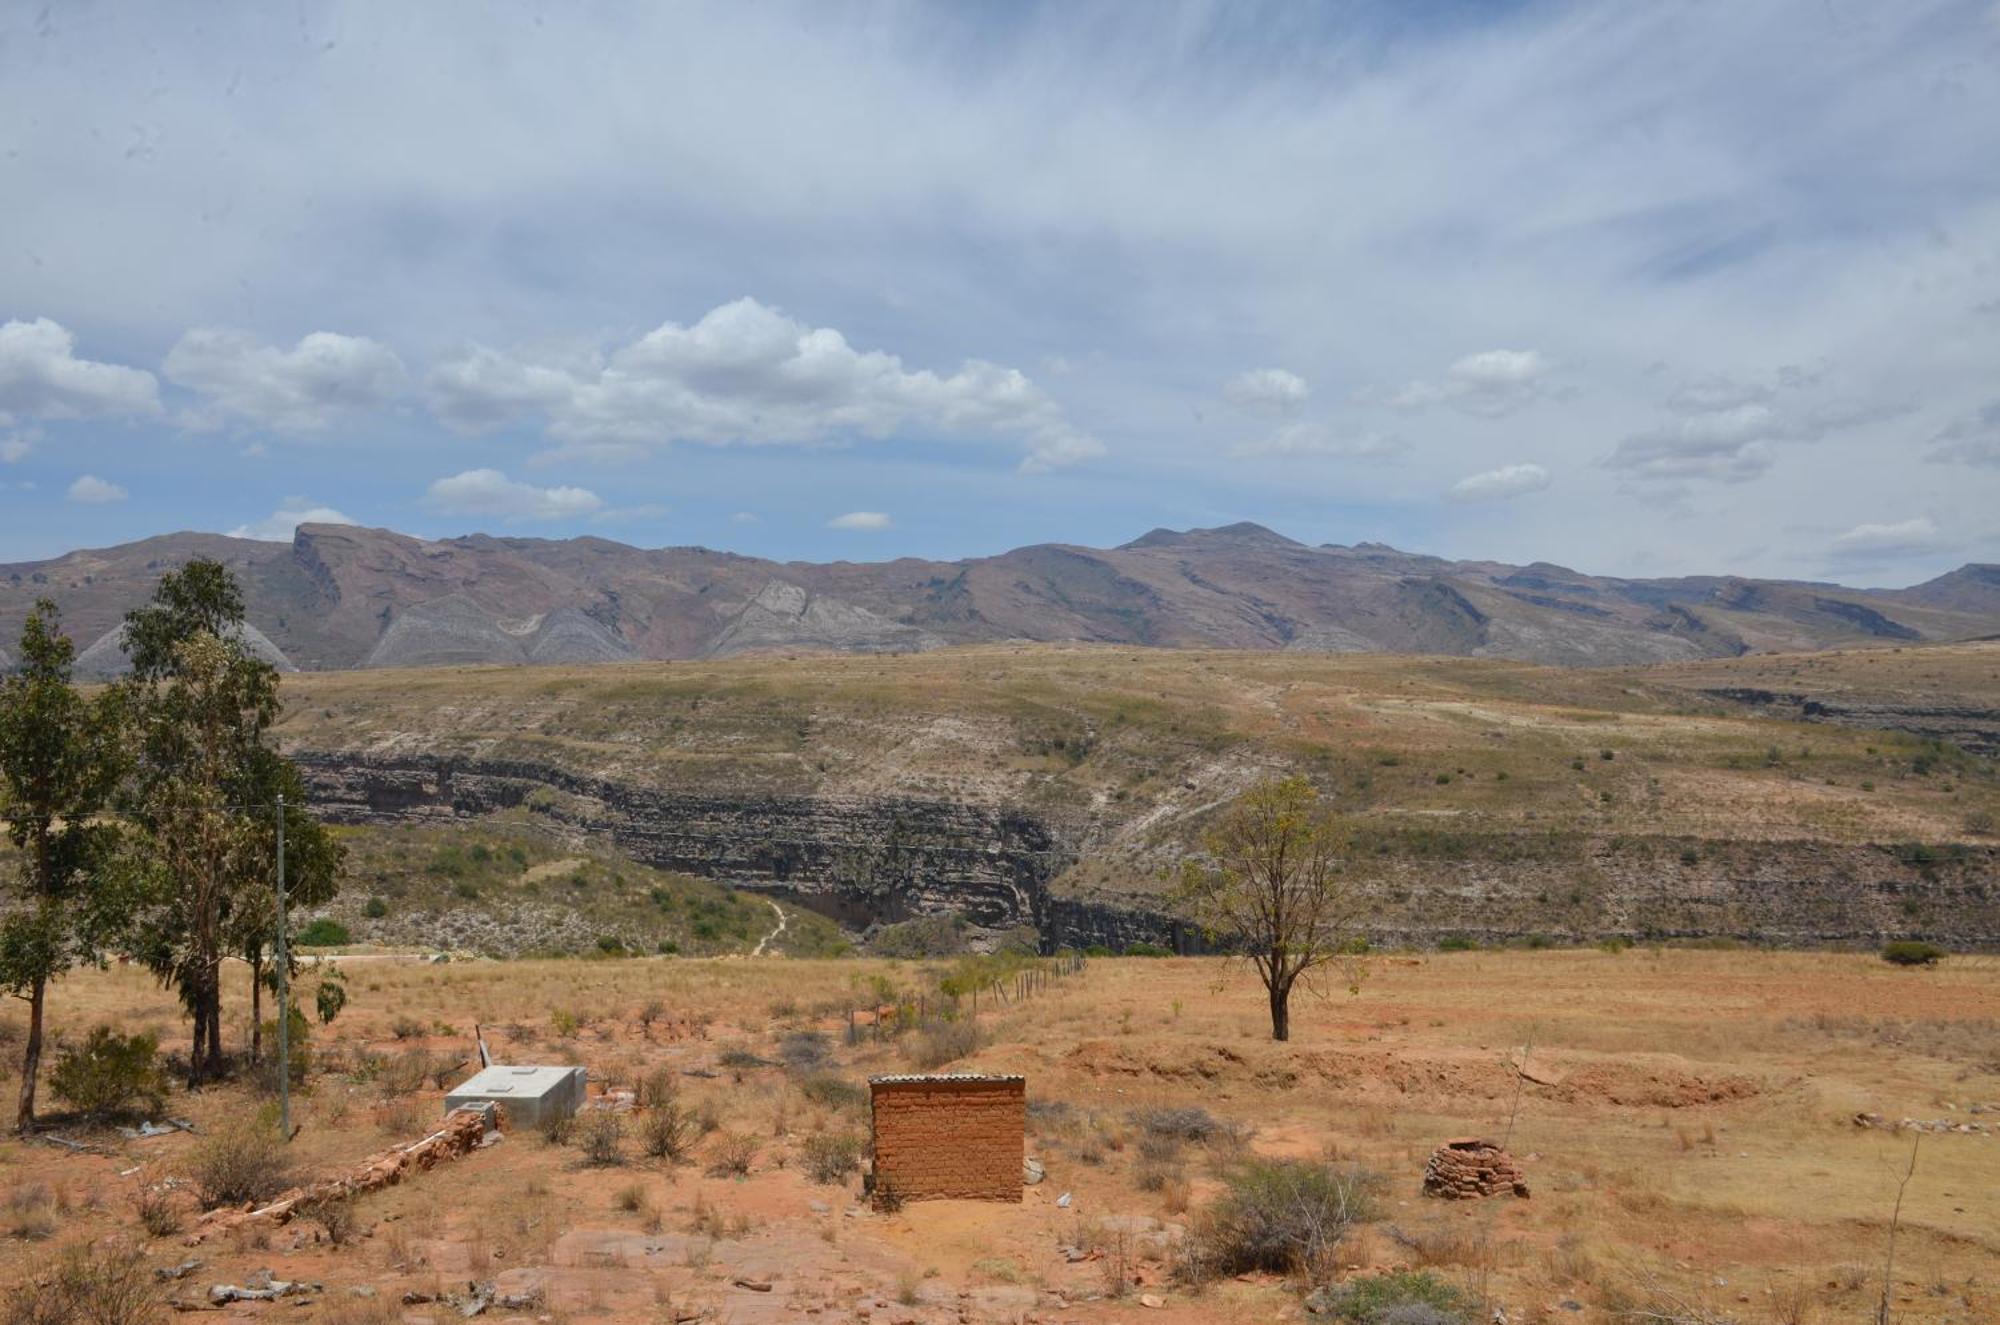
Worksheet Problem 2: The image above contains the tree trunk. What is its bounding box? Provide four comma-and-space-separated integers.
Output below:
15, 978, 46, 1133
1268, 977, 1291, 1042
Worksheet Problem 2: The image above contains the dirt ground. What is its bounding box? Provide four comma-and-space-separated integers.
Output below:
0, 948, 1994, 1324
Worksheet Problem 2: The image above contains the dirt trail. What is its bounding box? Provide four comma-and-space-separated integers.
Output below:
752, 898, 787, 956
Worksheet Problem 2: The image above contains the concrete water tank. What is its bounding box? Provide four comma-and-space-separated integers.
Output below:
445, 1064, 587, 1129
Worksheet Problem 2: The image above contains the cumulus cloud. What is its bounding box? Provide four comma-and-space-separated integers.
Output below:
1828, 516, 1942, 560
1926, 402, 2000, 467
164, 329, 407, 433
0, 318, 159, 424
1230, 423, 1404, 461
67, 474, 128, 504
227, 501, 359, 541
1222, 368, 1309, 416
1449, 463, 1550, 502
426, 298, 1103, 473
423, 468, 604, 521
1390, 350, 1554, 419
827, 510, 890, 530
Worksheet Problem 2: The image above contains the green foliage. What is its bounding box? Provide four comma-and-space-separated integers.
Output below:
1123, 941, 1173, 957
798, 1074, 868, 1111
1436, 935, 1478, 952
1306, 1270, 1471, 1323
1881, 940, 1946, 967
296, 918, 350, 947
867, 912, 968, 958
363, 895, 389, 918
255, 1005, 313, 1089
49, 1027, 166, 1119
313, 968, 349, 1025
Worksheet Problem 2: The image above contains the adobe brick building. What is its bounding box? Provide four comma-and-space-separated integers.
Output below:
868, 1073, 1025, 1203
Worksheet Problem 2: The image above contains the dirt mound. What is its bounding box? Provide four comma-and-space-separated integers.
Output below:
1063, 1038, 1762, 1109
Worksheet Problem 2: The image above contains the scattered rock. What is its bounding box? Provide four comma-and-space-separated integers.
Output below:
733, 1277, 774, 1292
1138, 1293, 1165, 1308
153, 1259, 201, 1283
1023, 1157, 1046, 1186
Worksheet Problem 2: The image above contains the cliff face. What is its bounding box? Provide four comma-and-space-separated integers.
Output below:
296, 751, 2000, 951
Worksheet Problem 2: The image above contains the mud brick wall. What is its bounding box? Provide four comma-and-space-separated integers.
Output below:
870, 1076, 1025, 1203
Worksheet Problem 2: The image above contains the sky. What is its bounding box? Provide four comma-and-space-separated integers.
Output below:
2, 1, 1998, 586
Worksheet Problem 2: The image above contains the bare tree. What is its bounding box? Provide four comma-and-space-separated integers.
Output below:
1174, 776, 1365, 1041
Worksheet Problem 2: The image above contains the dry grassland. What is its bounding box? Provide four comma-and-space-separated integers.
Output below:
0, 948, 1993, 1323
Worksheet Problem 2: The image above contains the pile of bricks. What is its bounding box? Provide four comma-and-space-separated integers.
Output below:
190, 1104, 496, 1243
1421, 1137, 1530, 1200
869, 1073, 1024, 1205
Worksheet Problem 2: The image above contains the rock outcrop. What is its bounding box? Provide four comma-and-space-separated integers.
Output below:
704, 580, 944, 658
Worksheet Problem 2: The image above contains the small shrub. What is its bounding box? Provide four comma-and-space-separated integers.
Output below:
0, 1242, 161, 1325
389, 1015, 426, 1041
301, 1195, 358, 1246
903, 1019, 982, 1070
636, 1066, 678, 1109
1436, 936, 1478, 952
574, 1111, 623, 1166
1136, 1107, 1232, 1145
798, 1074, 868, 1112
296, 918, 351, 947
717, 1047, 773, 1071
799, 1132, 865, 1184
537, 1111, 575, 1146
639, 1102, 699, 1161
1181, 1159, 1382, 1283
133, 1186, 184, 1238
189, 1110, 295, 1210
777, 1030, 831, 1073
2, 1184, 55, 1241
49, 1027, 166, 1120
363, 896, 389, 918
705, 1130, 759, 1177
1305, 1270, 1471, 1324
1882, 940, 1946, 967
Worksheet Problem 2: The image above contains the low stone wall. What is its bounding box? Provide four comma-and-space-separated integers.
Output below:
870, 1074, 1024, 1203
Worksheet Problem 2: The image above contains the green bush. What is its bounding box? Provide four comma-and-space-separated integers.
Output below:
1303, 1270, 1471, 1323
49, 1028, 166, 1119
1881, 940, 1946, 967
1123, 941, 1172, 957
799, 1074, 867, 1111
296, 918, 350, 946
1435, 936, 1478, 952
363, 896, 389, 918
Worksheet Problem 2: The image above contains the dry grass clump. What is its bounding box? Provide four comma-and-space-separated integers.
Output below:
574, 1111, 624, 1166
902, 1018, 983, 1070
188, 1111, 295, 1210
635, 1065, 678, 1108
1386, 1218, 1491, 1269
0, 1243, 160, 1325
133, 1186, 184, 1239
797, 1073, 867, 1112
705, 1130, 759, 1177
1177, 1159, 1383, 1285
1, 1185, 56, 1242
777, 1029, 831, 1073
640, 1101, 700, 1162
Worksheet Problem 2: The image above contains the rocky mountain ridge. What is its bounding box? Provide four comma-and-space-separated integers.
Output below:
4, 521, 1997, 672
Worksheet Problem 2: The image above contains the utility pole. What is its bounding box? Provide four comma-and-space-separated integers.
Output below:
275, 792, 289, 1140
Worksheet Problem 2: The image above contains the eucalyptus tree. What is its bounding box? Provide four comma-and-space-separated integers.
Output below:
0, 601, 129, 1130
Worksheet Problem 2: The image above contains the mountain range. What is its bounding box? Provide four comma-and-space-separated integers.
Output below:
2, 522, 1997, 674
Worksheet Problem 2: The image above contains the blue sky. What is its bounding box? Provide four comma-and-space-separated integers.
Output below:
2, 0, 1998, 583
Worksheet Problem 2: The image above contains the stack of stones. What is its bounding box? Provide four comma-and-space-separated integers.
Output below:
1421, 1137, 1530, 1200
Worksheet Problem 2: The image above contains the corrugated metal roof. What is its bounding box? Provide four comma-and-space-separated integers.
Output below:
867, 1073, 1025, 1085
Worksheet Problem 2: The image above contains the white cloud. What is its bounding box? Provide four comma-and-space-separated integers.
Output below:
423, 468, 604, 521
1829, 516, 1941, 559
1449, 463, 1551, 502
67, 474, 128, 504
1230, 423, 1404, 461
1390, 350, 1554, 419
0, 433, 30, 463
1926, 402, 2000, 467
1222, 368, 1309, 416
164, 328, 407, 433
730, 511, 759, 523
426, 298, 1103, 473
0, 318, 159, 424
827, 510, 890, 531
227, 501, 359, 541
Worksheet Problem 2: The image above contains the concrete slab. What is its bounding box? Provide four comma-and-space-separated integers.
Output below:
445, 1064, 586, 1129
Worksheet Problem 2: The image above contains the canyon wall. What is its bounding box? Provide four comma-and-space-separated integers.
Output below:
295, 751, 2000, 951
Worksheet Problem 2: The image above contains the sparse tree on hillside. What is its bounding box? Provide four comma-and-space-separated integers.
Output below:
0, 601, 130, 1130
121, 560, 341, 1086
1174, 776, 1365, 1042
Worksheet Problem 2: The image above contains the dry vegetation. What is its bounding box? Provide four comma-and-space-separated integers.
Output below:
0, 947, 1992, 1323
